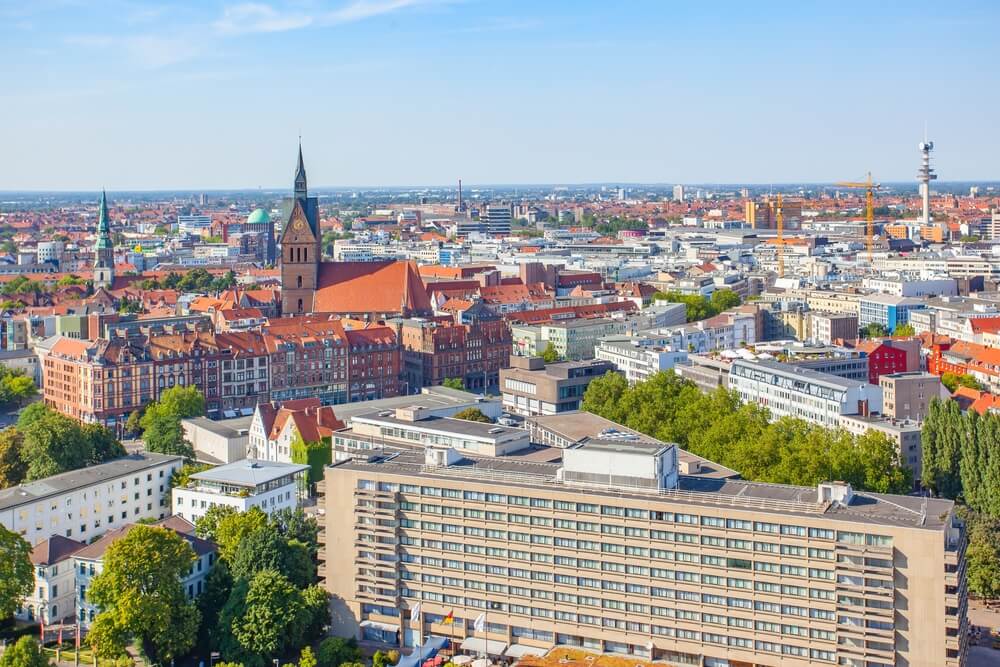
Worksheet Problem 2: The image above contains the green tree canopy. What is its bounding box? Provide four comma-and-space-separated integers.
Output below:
214, 507, 269, 562
941, 372, 981, 393
442, 377, 464, 390
540, 341, 561, 363
861, 322, 889, 338
0, 637, 52, 667
893, 322, 916, 337
195, 504, 240, 543
140, 386, 205, 457
654, 289, 741, 323
452, 408, 492, 423
0, 428, 26, 489
316, 637, 363, 667
87, 525, 200, 662
0, 525, 33, 619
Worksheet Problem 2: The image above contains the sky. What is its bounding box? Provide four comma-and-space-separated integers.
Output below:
2, 0, 1000, 190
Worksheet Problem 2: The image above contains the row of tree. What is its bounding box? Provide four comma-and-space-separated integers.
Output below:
131, 268, 236, 293
652, 289, 741, 323
581, 371, 912, 493
0, 404, 125, 488
127, 385, 207, 457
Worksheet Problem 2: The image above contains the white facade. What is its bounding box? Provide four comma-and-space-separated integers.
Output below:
0, 454, 183, 546
728, 359, 882, 428
17, 538, 81, 624
172, 459, 309, 524
595, 337, 688, 384
861, 277, 957, 298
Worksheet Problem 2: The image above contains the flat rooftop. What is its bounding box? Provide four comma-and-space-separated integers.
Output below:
190, 459, 309, 487
0, 453, 183, 512
333, 386, 497, 423
330, 449, 953, 531
732, 358, 868, 390
352, 411, 526, 442
183, 415, 252, 438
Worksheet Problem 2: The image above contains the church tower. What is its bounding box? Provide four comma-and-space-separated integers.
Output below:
93, 190, 115, 290
280, 143, 321, 314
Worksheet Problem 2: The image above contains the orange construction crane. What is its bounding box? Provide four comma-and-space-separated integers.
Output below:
834, 172, 881, 264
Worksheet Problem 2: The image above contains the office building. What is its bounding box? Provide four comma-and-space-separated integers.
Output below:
172, 459, 309, 524
320, 438, 967, 667
672, 185, 684, 202
879, 371, 944, 422
809, 312, 859, 345
499, 356, 615, 416
594, 335, 688, 384
182, 415, 253, 465
728, 359, 882, 428
0, 453, 182, 546
482, 204, 513, 236
858, 295, 925, 334
511, 318, 626, 361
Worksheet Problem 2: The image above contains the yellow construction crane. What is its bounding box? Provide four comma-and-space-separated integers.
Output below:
776, 194, 784, 278
834, 172, 881, 264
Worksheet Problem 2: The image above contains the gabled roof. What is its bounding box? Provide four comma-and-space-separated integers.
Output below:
314, 260, 432, 316
75, 520, 216, 561
970, 317, 1000, 334
30, 535, 86, 565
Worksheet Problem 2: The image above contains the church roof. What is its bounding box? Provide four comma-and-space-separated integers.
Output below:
313, 260, 432, 316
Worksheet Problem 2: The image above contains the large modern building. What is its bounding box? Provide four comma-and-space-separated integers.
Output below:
858, 295, 926, 334
499, 356, 615, 416
0, 453, 182, 546
879, 371, 945, 421
728, 359, 882, 428
594, 335, 688, 384
319, 439, 967, 667
172, 459, 309, 524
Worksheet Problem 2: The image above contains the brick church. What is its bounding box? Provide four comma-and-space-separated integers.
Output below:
278, 145, 432, 319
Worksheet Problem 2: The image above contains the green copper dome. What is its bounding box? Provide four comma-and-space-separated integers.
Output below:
247, 208, 270, 225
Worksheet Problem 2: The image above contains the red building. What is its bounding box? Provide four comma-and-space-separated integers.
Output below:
855, 340, 909, 385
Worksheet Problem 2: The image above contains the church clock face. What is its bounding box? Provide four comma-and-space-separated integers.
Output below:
293, 220, 305, 230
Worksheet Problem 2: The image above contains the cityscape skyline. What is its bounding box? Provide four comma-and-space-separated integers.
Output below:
3, 0, 1000, 190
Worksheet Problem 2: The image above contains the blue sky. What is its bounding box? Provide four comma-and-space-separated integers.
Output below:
2, 0, 999, 190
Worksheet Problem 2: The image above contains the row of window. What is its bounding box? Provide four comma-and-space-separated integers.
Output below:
378, 490, 893, 547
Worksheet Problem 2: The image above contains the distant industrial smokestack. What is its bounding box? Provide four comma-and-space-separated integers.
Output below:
458, 179, 464, 212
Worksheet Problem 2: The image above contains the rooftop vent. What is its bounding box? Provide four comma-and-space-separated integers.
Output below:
818, 481, 853, 506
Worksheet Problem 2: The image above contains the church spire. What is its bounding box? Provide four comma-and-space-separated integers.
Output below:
95, 190, 112, 251
294, 140, 307, 198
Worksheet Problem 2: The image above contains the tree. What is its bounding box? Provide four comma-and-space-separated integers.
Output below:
442, 377, 464, 391
81, 423, 126, 465
941, 372, 981, 393
540, 341, 561, 363
580, 371, 628, 422
299, 647, 318, 667
20, 408, 88, 480
291, 432, 330, 486
709, 289, 741, 313
215, 507, 269, 562
861, 322, 889, 339
197, 560, 234, 652
0, 428, 26, 489
894, 322, 916, 337
196, 504, 239, 542
87, 525, 200, 663
268, 508, 320, 556
219, 571, 312, 667
0, 525, 33, 619
125, 408, 145, 436
966, 517, 1000, 598
452, 408, 492, 423
229, 527, 292, 583
0, 637, 52, 667
316, 637, 362, 667
0, 371, 36, 408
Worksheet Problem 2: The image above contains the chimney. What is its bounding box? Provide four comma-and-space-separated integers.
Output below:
858, 399, 870, 417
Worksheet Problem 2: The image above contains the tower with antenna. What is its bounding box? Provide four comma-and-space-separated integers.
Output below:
917, 136, 936, 225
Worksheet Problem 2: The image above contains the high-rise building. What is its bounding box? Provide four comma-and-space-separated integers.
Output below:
672, 184, 684, 202
481, 204, 512, 236
92, 190, 115, 290
745, 197, 803, 230
319, 438, 967, 667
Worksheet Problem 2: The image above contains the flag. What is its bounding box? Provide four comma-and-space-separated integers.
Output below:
39, 620, 44, 642
58, 624, 63, 646
75, 623, 81, 649
410, 603, 422, 621
473, 613, 486, 633
442, 611, 454, 625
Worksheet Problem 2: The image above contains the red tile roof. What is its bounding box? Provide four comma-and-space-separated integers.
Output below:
314, 260, 432, 316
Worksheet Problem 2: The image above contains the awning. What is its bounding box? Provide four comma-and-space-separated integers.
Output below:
395, 636, 450, 667
503, 646, 546, 659
460, 638, 508, 656
361, 620, 399, 633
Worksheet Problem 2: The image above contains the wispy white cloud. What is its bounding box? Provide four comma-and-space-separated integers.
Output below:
213, 3, 313, 36
213, 0, 449, 36
65, 32, 199, 69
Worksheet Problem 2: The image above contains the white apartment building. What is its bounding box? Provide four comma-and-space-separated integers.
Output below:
17, 535, 85, 625
595, 336, 688, 384
655, 312, 756, 354
0, 453, 183, 546
861, 277, 957, 297
172, 459, 309, 524
74, 518, 217, 625
728, 359, 882, 428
